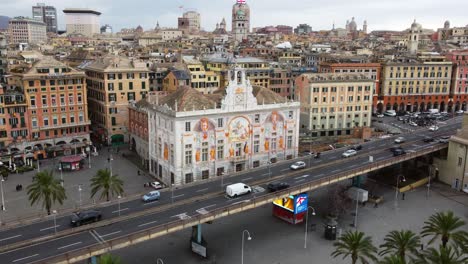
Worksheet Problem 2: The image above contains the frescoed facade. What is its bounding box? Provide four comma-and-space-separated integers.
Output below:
148, 68, 300, 186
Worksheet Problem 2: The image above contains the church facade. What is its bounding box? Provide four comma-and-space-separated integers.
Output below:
148, 68, 300, 186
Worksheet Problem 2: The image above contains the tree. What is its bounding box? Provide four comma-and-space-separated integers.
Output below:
379, 255, 407, 264
98, 254, 122, 264
27, 170, 67, 215
90, 168, 124, 202
379, 230, 421, 263
421, 211, 468, 248
327, 184, 351, 218
331, 230, 378, 264
414, 245, 468, 264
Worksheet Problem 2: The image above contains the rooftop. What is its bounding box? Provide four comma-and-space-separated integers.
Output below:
63, 9, 101, 15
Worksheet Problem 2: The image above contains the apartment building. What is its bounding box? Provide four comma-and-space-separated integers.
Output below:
32, 3, 57, 33
6, 56, 90, 155
183, 56, 220, 94
0, 33, 7, 84
63, 8, 101, 37
201, 55, 270, 89
269, 67, 292, 98
319, 62, 381, 113
85, 55, 150, 145
295, 73, 374, 137
380, 55, 453, 113
446, 50, 468, 111
8, 17, 47, 44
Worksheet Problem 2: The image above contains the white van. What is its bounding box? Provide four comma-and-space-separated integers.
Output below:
384, 110, 396, 117
346, 187, 368, 203
226, 183, 252, 198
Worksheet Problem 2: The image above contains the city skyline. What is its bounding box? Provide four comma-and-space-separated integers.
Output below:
0, 0, 467, 32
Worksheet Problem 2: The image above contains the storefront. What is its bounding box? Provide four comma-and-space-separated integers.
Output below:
59, 156, 84, 171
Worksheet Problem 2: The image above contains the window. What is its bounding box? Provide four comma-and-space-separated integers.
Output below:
108, 83, 114, 91
271, 133, 277, 150
217, 140, 224, 159
254, 135, 260, 153
60, 94, 65, 105
77, 93, 82, 103
218, 118, 223, 128
287, 135, 293, 149
170, 144, 174, 165
53, 115, 58, 125
185, 122, 191, 132
41, 95, 47, 106
458, 157, 463, 167
61, 114, 67, 124
30, 96, 36, 106
68, 93, 74, 104
32, 118, 37, 128
255, 114, 260, 123
44, 117, 49, 126
111, 117, 116, 126
185, 173, 193, 183
118, 83, 123, 90
129, 82, 133, 90
142, 82, 146, 89
185, 144, 192, 165
51, 95, 56, 105
202, 142, 209, 161
127, 92, 135, 101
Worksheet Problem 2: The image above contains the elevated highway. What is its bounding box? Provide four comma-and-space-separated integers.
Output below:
0, 118, 461, 263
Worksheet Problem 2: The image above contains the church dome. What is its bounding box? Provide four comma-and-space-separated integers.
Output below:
411, 19, 421, 30
348, 17, 357, 32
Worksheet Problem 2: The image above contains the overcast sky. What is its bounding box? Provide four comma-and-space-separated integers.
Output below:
1, 0, 467, 32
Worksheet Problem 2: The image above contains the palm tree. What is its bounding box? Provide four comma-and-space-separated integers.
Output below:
379, 255, 407, 264
27, 170, 67, 215
414, 245, 468, 264
90, 168, 124, 202
97, 254, 122, 264
421, 211, 468, 248
379, 230, 421, 262
331, 230, 378, 264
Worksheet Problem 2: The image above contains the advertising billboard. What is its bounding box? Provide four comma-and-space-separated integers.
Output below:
294, 193, 308, 214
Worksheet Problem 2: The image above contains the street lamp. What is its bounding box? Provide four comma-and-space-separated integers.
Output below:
58, 164, 63, 187
304, 206, 316, 249
268, 161, 272, 179
394, 175, 406, 208
37, 158, 40, 172
86, 145, 91, 169
156, 258, 164, 264
78, 184, 82, 207
241, 229, 252, 264
117, 195, 121, 216
52, 210, 57, 235
108, 155, 114, 176
352, 190, 359, 228
0, 177, 5, 212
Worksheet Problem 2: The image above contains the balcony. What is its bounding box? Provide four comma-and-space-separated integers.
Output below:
231, 155, 248, 162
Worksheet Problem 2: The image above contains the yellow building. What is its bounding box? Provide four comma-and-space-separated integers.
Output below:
183, 56, 220, 94
201, 55, 270, 89
295, 73, 374, 137
162, 69, 190, 93
84, 55, 150, 145
380, 54, 453, 113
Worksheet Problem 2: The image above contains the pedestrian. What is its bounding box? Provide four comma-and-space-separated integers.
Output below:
402, 192, 406, 200
137, 170, 141, 176
420, 244, 424, 251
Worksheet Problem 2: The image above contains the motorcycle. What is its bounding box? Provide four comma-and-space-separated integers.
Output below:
314, 152, 321, 159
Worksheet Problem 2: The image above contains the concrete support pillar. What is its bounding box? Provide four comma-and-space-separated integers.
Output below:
197, 224, 202, 243
89, 255, 98, 264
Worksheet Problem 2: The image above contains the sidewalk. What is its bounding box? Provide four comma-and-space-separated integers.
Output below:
0, 147, 152, 224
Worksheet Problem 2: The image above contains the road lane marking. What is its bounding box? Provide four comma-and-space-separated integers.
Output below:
230, 199, 250, 205
58, 241, 82, 250
171, 212, 191, 220
40, 225, 60, 231
313, 173, 325, 178
100, 231, 121, 238
112, 208, 129, 214
13, 254, 39, 263
242, 177, 253, 181
196, 188, 209, 193
143, 200, 159, 205
196, 204, 217, 215
138, 220, 158, 227
0, 234, 22, 242
89, 230, 104, 244
172, 194, 185, 198
261, 173, 270, 176
295, 179, 306, 183
331, 169, 341, 173
294, 174, 309, 180
280, 168, 289, 172
348, 164, 359, 168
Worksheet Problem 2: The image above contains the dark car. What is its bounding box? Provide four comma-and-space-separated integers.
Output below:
349, 145, 363, 151
70, 210, 102, 227
393, 148, 406, 156
267, 182, 290, 192
423, 136, 435, 143
439, 135, 450, 143
390, 146, 403, 153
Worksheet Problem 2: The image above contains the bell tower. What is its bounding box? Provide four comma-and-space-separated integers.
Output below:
232, 0, 250, 44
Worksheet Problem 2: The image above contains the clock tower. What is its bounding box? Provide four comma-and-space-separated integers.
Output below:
221, 67, 258, 111
232, 0, 250, 44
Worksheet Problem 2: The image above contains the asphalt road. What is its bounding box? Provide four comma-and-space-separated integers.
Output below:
0, 117, 462, 263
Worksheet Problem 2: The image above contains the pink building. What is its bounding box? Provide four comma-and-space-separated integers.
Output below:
446, 50, 468, 111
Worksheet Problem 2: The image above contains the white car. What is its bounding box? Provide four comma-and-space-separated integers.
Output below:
376, 114, 384, 118
342, 149, 357, 158
409, 121, 418, 127
290, 161, 306, 170
150, 181, 163, 190
456, 110, 464, 115
429, 125, 439, 131
394, 137, 406, 144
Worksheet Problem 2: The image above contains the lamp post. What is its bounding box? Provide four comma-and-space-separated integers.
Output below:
156, 258, 164, 264
0, 177, 4, 225
86, 146, 91, 169
394, 175, 406, 208
352, 190, 359, 228
0, 177, 5, 211
108, 155, 114, 176
58, 165, 63, 187
304, 206, 316, 249
241, 229, 252, 264
37, 158, 40, 172
78, 184, 82, 207
221, 172, 225, 189
117, 195, 121, 216
268, 161, 272, 179
52, 210, 57, 235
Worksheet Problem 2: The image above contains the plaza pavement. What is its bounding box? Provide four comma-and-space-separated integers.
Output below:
0, 147, 152, 224
109, 181, 468, 264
